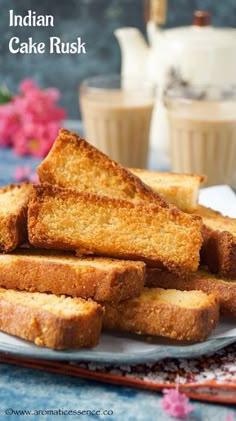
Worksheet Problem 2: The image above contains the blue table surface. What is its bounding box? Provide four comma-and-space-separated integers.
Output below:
0, 146, 236, 421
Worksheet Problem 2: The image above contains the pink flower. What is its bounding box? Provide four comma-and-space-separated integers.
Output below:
29, 172, 39, 184
11, 120, 60, 158
13, 165, 38, 184
0, 103, 19, 145
19, 78, 37, 94
0, 78, 66, 157
160, 388, 194, 418
225, 414, 234, 421
14, 165, 31, 181
44, 87, 60, 102
12, 129, 29, 156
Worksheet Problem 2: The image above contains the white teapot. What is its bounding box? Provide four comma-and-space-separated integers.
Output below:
114, 11, 236, 165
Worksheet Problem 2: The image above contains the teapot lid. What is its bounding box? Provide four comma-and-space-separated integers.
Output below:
162, 10, 236, 49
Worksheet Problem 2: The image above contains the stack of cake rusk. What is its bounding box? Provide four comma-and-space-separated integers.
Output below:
0, 128, 235, 350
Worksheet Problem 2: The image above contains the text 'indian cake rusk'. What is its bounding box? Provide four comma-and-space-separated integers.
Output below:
146, 266, 236, 317
0, 182, 33, 252
103, 288, 219, 342
37, 128, 168, 207
0, 250, 145, 302
28, 183, 203, 272
0, 287, 103, 349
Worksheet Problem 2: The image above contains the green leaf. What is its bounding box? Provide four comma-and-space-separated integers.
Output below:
0, 87, 12, 104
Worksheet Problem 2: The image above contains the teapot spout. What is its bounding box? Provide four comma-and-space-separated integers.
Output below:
114, 27, 149, 78
147, 21, 162, 47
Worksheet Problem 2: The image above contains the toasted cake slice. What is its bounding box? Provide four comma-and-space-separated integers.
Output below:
191, 205, 236, 278
146, 267, 236, 317
103, 288, 219, 341
0, 182, 33, 252
37, 128, 168, 207
0, 288, 103, 349
0, 250, 145, 302
28, 184, 203, 272
129, 169, 205, 211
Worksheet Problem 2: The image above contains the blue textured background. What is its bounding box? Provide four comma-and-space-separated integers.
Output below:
0, 0, 236, 118
0, 362, 236, 421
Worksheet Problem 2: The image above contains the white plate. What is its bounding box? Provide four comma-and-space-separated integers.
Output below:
1, 185, 235, 363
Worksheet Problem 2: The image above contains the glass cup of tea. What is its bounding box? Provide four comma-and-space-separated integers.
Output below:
164, 85, 236, 187
79, 75, 155, 168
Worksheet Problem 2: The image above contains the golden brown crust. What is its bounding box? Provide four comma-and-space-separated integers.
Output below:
191, 205, 222, 218
0, 183, 29, 194
146, 267, 236, 317
0, 250, 145, 302
28, 183, 203, 272
103, 288, 219, 342
190, 205, 236, 278
0, 182, 33, 252
129, 168, 205, 211
37, 128, 168, 207
0, 288, 103, 349
130, 169, 206, 183
201, 229, 236, 279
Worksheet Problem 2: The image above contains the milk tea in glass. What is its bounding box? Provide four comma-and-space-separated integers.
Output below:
165, 87, 236, 187
79, 75, 154, 168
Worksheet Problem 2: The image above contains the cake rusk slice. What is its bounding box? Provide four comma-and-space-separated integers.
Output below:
191, 205, 236, 278
129, 169, 205, 212
28, 184, 203, 272
103, 288, 219, 342
0, 250, 145, 302
0, 288, 103, 349
146, 267, 236, 317
37, 128, 168, 207
0, 182, 33, 252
